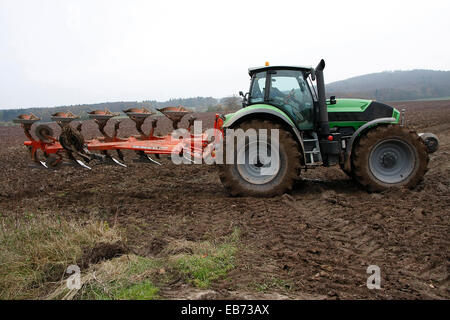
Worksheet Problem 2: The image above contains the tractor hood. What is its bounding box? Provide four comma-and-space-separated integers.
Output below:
327, 98, 400, 125
326, 98, 372, 111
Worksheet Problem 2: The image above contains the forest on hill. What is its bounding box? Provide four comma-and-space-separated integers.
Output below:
326, 69, 450, 101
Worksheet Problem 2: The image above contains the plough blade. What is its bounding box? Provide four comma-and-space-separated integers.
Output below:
100, 150, 127, 167
146, 155, 162, 166
111, 157, 127, 167
183, 155, 195, 163
133, 151, 162, 165
28, 161, 48, 169
75, 159, 91, 170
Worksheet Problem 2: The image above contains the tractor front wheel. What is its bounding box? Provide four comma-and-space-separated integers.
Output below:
352, 124, 428, 192
218, 120, 301, 197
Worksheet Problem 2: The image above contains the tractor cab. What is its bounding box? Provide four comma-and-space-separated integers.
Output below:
244, 66, 316, 130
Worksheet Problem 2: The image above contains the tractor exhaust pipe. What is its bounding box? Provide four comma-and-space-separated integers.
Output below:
315, 59, 339, 166
315, 59, 329, 137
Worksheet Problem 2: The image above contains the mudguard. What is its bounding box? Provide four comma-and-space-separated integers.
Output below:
223, 104, 307, 165
343, 117, 397, 172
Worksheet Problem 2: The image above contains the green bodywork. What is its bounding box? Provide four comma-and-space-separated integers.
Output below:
223, 98, 400, 131
223, 104, 295, 127
327, 98, 400, 130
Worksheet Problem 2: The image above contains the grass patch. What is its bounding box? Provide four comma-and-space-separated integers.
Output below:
251, 275, 293, 293
0, 214, 122, 299
58, 229, 241, 298
1, 211, 241, 300
48, 254, 162, 300
169, 228, 240, 288
114, 281, 159, 300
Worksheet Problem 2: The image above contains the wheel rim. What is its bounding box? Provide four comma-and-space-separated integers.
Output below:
369, 139, 416, 184
236, 140, 280, 185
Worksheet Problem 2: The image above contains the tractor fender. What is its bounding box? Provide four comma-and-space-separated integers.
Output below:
343, 117, 397, 172
223, 107, 307, 165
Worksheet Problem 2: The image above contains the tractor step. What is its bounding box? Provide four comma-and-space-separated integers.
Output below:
303, 132, 323, 166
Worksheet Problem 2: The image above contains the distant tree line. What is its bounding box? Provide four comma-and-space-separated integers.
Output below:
0, 97, 222, 122
207, 96, 242, 113
143, 97, 219, 111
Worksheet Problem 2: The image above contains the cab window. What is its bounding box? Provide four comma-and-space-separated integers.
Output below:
269, 70, 314, 129
249, 72, 266, 104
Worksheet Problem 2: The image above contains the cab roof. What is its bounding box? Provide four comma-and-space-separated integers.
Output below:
248, 65, 313, 76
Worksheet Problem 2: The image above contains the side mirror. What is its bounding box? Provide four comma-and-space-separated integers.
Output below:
240, 92, 249, 107
330, 96, 336, 105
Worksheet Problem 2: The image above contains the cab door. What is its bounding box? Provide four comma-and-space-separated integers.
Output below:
267, 69, 315, 130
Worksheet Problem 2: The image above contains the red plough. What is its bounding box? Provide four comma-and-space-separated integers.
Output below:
14, 107, 224, 169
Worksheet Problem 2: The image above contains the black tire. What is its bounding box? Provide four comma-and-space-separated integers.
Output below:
218, 119, 301, 197
339, 163, 354, 179
352, 124, 428, 192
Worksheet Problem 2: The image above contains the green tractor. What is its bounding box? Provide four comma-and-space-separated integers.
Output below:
218, 60, 439, 196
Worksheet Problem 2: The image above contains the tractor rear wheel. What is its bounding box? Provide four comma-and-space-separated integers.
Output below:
339, 163, 354, 178
352, 124, 428, 192
218, 119, 301, 197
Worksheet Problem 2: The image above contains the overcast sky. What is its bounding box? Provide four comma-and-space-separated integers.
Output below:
1, 0, 449, 109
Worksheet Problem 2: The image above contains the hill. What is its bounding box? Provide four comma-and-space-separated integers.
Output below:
326, 69, 450, 101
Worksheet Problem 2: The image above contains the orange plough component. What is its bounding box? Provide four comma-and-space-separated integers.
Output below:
15, 106, 224, 169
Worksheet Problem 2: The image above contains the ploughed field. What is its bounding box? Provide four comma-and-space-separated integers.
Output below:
0, 100, 449, 299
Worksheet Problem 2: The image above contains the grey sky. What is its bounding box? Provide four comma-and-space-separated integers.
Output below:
1, 0, 449, 109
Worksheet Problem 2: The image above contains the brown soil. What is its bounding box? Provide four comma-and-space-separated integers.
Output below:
0, 102, 449, 299
80, 241, 129, 268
